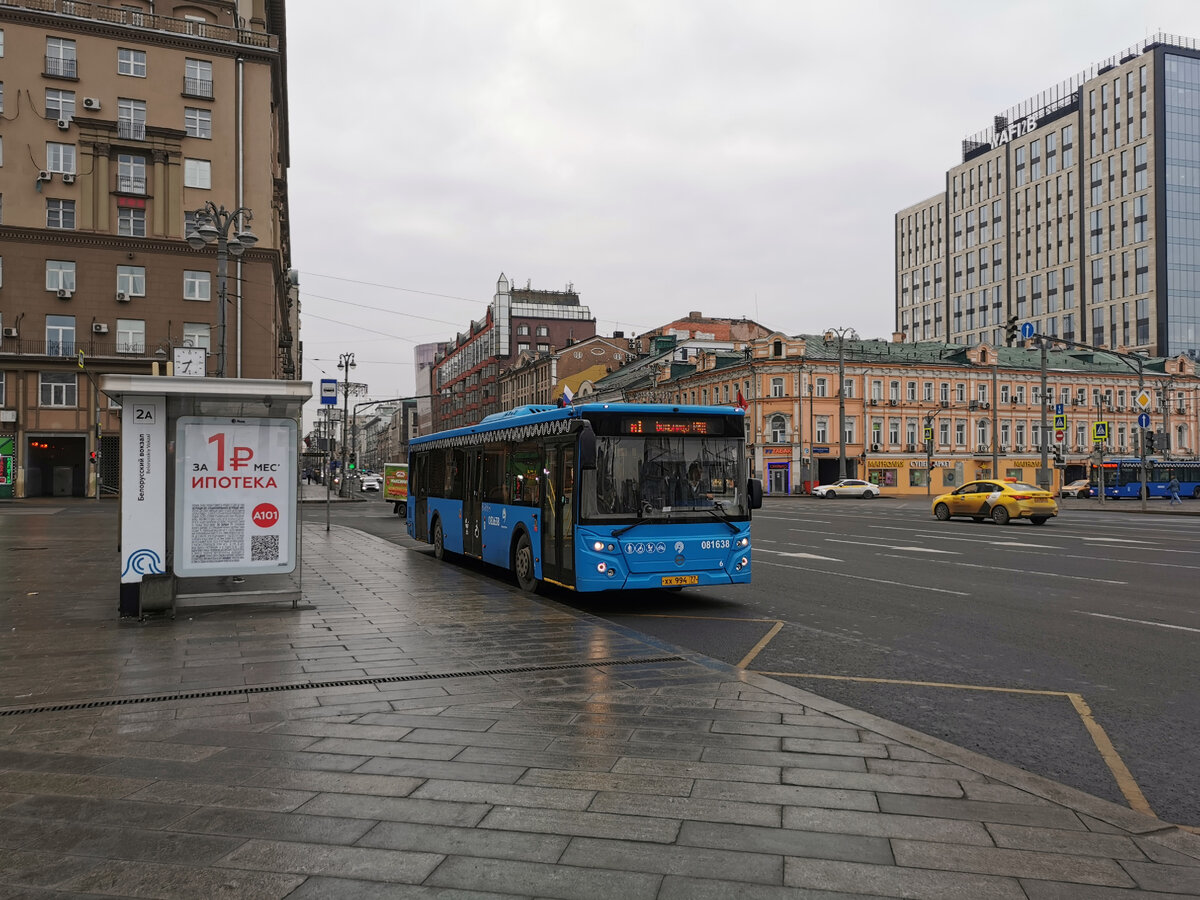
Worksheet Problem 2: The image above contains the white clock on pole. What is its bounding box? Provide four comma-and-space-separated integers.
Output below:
173, 346, 207, 377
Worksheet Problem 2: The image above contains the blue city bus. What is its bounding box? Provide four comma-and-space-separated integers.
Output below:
406, 402, 763, 592
1089, 457, 1200, 499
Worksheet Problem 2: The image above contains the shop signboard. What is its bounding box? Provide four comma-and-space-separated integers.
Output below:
119, 396, 167, 583
174, 417, 297, 577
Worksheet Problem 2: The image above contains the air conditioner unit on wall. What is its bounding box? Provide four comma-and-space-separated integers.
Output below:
61, 173, 75, 184
83, 97, 101, 110
56, 288, 72, 299
2, 327, 17, 338
93, 323, 108, 334
56, 118, 71, 131
38, 170, 52, 182
116, 291, 129, 302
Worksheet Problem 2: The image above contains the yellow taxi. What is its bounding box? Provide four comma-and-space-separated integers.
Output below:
932, 478, 1058, 525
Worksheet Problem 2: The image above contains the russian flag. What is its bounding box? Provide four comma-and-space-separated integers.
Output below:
562, 384, 574, 405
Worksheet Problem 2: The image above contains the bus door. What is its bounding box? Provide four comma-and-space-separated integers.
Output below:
413, 454, 428, 541
541, 440, 576, 587
463, 449, 484, 558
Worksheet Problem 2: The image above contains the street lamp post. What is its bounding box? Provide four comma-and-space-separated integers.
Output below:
824, 327, 858, 479
338, 353, 356, 497
186, 201, 257, 378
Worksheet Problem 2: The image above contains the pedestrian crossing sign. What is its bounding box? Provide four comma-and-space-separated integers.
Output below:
1092, 421, 1110, 442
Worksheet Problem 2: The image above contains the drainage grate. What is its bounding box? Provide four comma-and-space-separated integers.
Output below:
0, 655, 686, 717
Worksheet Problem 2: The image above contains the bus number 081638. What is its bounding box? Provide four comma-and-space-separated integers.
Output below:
700, 539, 731, 550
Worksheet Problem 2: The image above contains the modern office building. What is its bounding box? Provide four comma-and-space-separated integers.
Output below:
0, 0, 293, 499
429, 274, 595, 431
896, 32, 1200, 362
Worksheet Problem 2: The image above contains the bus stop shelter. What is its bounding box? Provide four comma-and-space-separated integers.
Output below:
99, 375, 311, 619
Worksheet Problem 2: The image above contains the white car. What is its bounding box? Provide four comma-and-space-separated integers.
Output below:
359, 474, 382, 492
811, 478, 880, 499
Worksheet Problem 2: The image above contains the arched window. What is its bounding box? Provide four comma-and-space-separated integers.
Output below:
771, 415, 787, 443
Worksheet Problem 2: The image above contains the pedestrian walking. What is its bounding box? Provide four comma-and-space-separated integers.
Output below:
1169, 474, 1182, 505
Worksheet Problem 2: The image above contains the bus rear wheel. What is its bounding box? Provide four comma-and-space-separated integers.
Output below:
514, 532, 538, 593
432, 519, 447, 560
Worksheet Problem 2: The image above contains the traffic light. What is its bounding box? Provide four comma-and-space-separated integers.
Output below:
348, 453, 357, 472
1052, 445, 1063, 466
1145, 430, 1155, 453
1005, 315, 1019, 346
89, 450, 99, 465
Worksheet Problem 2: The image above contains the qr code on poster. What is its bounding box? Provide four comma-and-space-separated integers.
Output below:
250, 534, 280, 561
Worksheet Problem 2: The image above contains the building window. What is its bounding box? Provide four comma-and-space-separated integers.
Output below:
516, 324, 530, 336
815, 417, 828, 443
815, 377, 828, 397
46, 142, 75, 174
40, 372, 77, 406
46, 314, 75, 357
117, 98, 147, 141
115, 318, 145, 353
117, 206, 146, 237
184, 58, 213, 98
0, 370, 4, 405
45, 88, 75, 121
517, 342, 529, 353
46, 198, 75, 229
770, 415, 787, 443
770, 377, 784, 398
183, 270, 211, 301
184, 107, 211, 139
906, 381, 916, 401
46, 37, 77, 78
535, 325, 548, 337
536, 343, 549, 352
45, 260, 76, 292
888, 419, 900, 444
117, 265, 145, 296
182, 322, 211, 351
117, 47, 146, 77
184, 158, 211, 189
117, 154, 146, 193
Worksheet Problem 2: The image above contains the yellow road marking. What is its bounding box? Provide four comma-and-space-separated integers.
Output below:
738, 621, 784, 669
759, 670, 1158, 821
621, 615, 1166, 825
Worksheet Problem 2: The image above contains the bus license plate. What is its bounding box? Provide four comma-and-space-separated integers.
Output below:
662, 575, 699, 586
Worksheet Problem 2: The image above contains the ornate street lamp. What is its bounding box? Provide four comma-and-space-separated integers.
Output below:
185, 202, 257, 378
824, 327, 859, 479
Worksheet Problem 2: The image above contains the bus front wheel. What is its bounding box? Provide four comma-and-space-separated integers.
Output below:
514, 532, 538, 593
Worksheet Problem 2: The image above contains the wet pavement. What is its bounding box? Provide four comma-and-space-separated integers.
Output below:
1, 498, 1199, 898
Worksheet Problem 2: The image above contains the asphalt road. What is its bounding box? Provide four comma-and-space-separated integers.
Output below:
311, 494, 1200, 830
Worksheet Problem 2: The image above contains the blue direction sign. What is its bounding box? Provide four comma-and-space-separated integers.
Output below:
1138, 412, 1151, 429
320, 378, 338, 405
1020, 321, 1035, 339
1055, 403, 1064, 415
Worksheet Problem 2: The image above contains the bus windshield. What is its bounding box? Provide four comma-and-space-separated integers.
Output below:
583, 434, 748, 521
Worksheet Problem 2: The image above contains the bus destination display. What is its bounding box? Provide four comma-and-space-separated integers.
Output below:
621, 417, 722, 435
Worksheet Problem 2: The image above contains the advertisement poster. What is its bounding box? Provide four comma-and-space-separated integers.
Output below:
174, 417, 297, 577
119, 395, 167, 583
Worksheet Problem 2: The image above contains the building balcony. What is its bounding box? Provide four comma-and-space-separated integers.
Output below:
0, 337, 159, 361
19, 0, 277, 49
183, 77, 214, 99
117, 121, 146, 141
116, 177, 146, 195
44, 55, 77, 79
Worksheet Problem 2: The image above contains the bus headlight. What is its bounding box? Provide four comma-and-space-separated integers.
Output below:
597, 562, 607, 572
593, 541, 605, 551
737, 537, 749, 547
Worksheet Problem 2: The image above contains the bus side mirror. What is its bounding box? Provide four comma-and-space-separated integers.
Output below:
579, 426, 597, 470
747, 478, 763, 509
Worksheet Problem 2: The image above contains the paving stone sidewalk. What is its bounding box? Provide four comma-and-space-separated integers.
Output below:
1, 503, 1198, 898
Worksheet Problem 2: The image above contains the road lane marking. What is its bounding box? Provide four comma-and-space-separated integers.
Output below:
738, 620, 785, 669
878, 556, 1127, 585
826, 539, 958, 554
758, 549, 842, 561
755, 559, 970, 595
1083, 537, 1155, 544
1076, 611, 1200, 634
755, 670, 1155, 819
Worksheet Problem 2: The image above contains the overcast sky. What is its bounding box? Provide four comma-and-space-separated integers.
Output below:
287, 0, 1200, 422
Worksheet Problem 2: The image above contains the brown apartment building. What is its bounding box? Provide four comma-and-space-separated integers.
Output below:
0, 0, 293, 499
